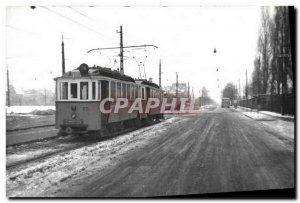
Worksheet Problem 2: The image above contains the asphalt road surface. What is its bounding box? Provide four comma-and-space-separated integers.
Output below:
69, 107, 294, 197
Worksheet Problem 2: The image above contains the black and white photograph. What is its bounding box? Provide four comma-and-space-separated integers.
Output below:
3, 3, 295, 198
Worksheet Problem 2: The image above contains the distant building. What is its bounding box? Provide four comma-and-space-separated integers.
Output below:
163, 83, 188, 97
6, 85, 55, 106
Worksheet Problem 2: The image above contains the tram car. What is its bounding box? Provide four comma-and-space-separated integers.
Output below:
54, 63, 164, 137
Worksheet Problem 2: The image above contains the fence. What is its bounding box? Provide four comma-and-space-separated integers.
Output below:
238, 93, 295, 115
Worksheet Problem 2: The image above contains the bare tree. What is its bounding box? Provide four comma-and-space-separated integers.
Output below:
257, 7, 272, 94
222, 83, 237, 101
251, 56, 261, 95
252, 6, 293, 97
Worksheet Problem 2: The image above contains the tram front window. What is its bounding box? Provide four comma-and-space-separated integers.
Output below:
92, 82, 96, 100
70, 83, 78, 99
61, 82, 68, 100
80, 82, 89, 100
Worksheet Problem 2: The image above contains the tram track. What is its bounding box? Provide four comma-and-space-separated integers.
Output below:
6, 124, 55, 133
6, 120, 160, 171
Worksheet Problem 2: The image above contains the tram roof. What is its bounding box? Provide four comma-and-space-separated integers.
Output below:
55, 65, 161, 89
54, 66, 135, 82
135, 79, 160, 89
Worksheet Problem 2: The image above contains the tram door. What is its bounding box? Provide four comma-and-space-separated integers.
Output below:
101, 80, 109, 100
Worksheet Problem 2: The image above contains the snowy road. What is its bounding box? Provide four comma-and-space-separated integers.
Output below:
69, 107, 294, 197
6, 107, 294, 197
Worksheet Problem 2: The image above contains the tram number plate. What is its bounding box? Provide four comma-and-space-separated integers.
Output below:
65, 120, 82, 125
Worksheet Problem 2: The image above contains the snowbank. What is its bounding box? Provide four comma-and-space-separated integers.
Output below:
242, 111, 275, 121
239, 108, 294, 140
238, 106, 294, 120
260, 111, 294, 119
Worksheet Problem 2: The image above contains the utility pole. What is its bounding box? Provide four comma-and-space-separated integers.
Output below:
117, 25, 124, 75
239, 78, 240, 101
187, 81, 190, 99
243, 85, 245, 107
246, 70, 248, 107
236, 84, 238, 100
44, 88, 47, 105
88, 26, 158, 76
192, 87, 194, 100
281, 9, 285, 115
257, 56, 260, 95
159, 59, 161, 88
7, 66, 10, 107
176, 72, 178, 97
62, 35, 65, 75
88, 26, 158, 75
201, 88, 203, 106
199, 90, 201, 106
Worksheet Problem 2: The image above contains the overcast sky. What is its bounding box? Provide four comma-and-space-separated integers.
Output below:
6, 6, 263, 102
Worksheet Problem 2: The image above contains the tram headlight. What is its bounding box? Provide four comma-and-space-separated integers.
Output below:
71, 113, 77, 119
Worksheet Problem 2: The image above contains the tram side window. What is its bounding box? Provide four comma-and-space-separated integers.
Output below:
127, 84, 130, 100
92, 82, 96, 100
122, 83, 126, 98
117, 82, 121, 98
130, 85, 134, 100
70, 83, 78, 99
98, 81, 101, 99
80, 82, 89, 100
111, 81, 116, 99
101, 80, 109, 100
60, 82, 68, 100
138, 87, 141, 98
142, 88, 145, 100
135, 86, 138, 99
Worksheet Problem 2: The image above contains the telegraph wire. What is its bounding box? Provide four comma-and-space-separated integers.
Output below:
68, 6, 91, 19
67, 6, 116, 42
6, 25, 40, 36
66, 6, 143, 46
41, 6, 108, 39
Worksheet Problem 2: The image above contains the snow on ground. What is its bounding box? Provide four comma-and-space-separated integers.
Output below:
259, 119, 294, 140
6, 114, 55, 131
238, 108, 294, 140
238, 106, 294, 119
6, 149, 57, 166
242, 111, 275, 121
6, 135, 79, 167
260, 111, 294, 119
6, 116, 187, 197
6, 106, 55, 114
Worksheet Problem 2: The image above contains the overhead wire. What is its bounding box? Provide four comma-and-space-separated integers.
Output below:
41, 6, 109, 39
43, 6, 158, 78
67, 6, 116, 42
